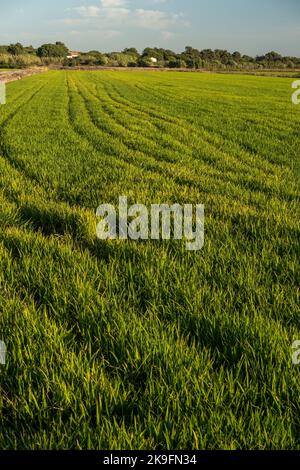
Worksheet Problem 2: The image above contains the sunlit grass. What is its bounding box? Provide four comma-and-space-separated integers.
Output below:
0, 70, 299, 449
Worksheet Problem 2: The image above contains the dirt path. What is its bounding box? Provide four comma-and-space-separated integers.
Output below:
0, 67, 48, 83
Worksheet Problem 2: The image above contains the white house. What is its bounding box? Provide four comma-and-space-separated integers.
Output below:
149, 57, 158, 64
67, 51, 81, 59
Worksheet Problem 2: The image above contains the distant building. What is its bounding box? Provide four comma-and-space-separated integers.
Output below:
149, 57, 158, 64
67, 51, 80, 59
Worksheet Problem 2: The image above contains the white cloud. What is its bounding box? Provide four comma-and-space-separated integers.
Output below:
69, 29, 121, 39
101, 0, 128, 6
74, 6, 101, 18
60, 18, 90, 25
72, 2, 130, 22
134, 9, 182, 30
104, 8, 130, 21
65, 1, 185, 33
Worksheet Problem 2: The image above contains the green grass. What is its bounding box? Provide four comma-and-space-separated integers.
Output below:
0, 70, 299, 450
220, 70, 300, 78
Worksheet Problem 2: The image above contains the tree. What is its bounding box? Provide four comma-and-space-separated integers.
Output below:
200, 49, 215, 60
265, 51, 282, 61
8, 43, 24, 56
24, 45, 36, 55
123, 48, 139, 56
163, 49, 177, 61
232, 51, 242, 61
142, 48, 164, 60
37, 42, 68, 58
86, 51, 107, 65
168, 58, 186, 68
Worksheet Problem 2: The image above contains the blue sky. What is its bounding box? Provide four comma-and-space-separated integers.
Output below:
0, 0, 299, 55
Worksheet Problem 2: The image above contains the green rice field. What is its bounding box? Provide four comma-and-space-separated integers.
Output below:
0, 70, 299, 449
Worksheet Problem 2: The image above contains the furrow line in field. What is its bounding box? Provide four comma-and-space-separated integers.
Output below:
78, 77, 204, 163
0, 82, 45, 127
75, 77, 201, 172
66, 76, 166, 184
122, 80, 299, 198
67, 76, 185, 184
0, 81, 53, 188
84, 87, 273, 209
133, 81, 295, 173
135, 78, 297, 135
76, 76, 238, 187
0, 88, 33, 125
82, 77, 290, 202
76, 76, 260, 194
0, 156, 48, 206
107, 79, 297, 201
82, 76, 276, 191
103, 80, 280, 177
68, 75, 294, 209
72, 76, 250, 205
73, 77, 246, 199
131, 81, 288, 171
93, 79, 257, 180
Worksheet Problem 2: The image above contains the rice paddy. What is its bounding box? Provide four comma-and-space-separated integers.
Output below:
0, 70, 299, 449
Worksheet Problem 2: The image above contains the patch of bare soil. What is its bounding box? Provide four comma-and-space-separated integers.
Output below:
0, 67, 48, 83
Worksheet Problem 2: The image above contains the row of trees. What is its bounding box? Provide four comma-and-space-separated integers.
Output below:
67, 47, 300, 69
0, 42, 70, 68
1, 42, 299, 70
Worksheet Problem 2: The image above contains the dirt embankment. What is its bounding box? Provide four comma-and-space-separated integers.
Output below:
0, 67, 48, 83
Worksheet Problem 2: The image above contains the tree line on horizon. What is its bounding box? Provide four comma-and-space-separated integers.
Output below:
0, 41, 299, 70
